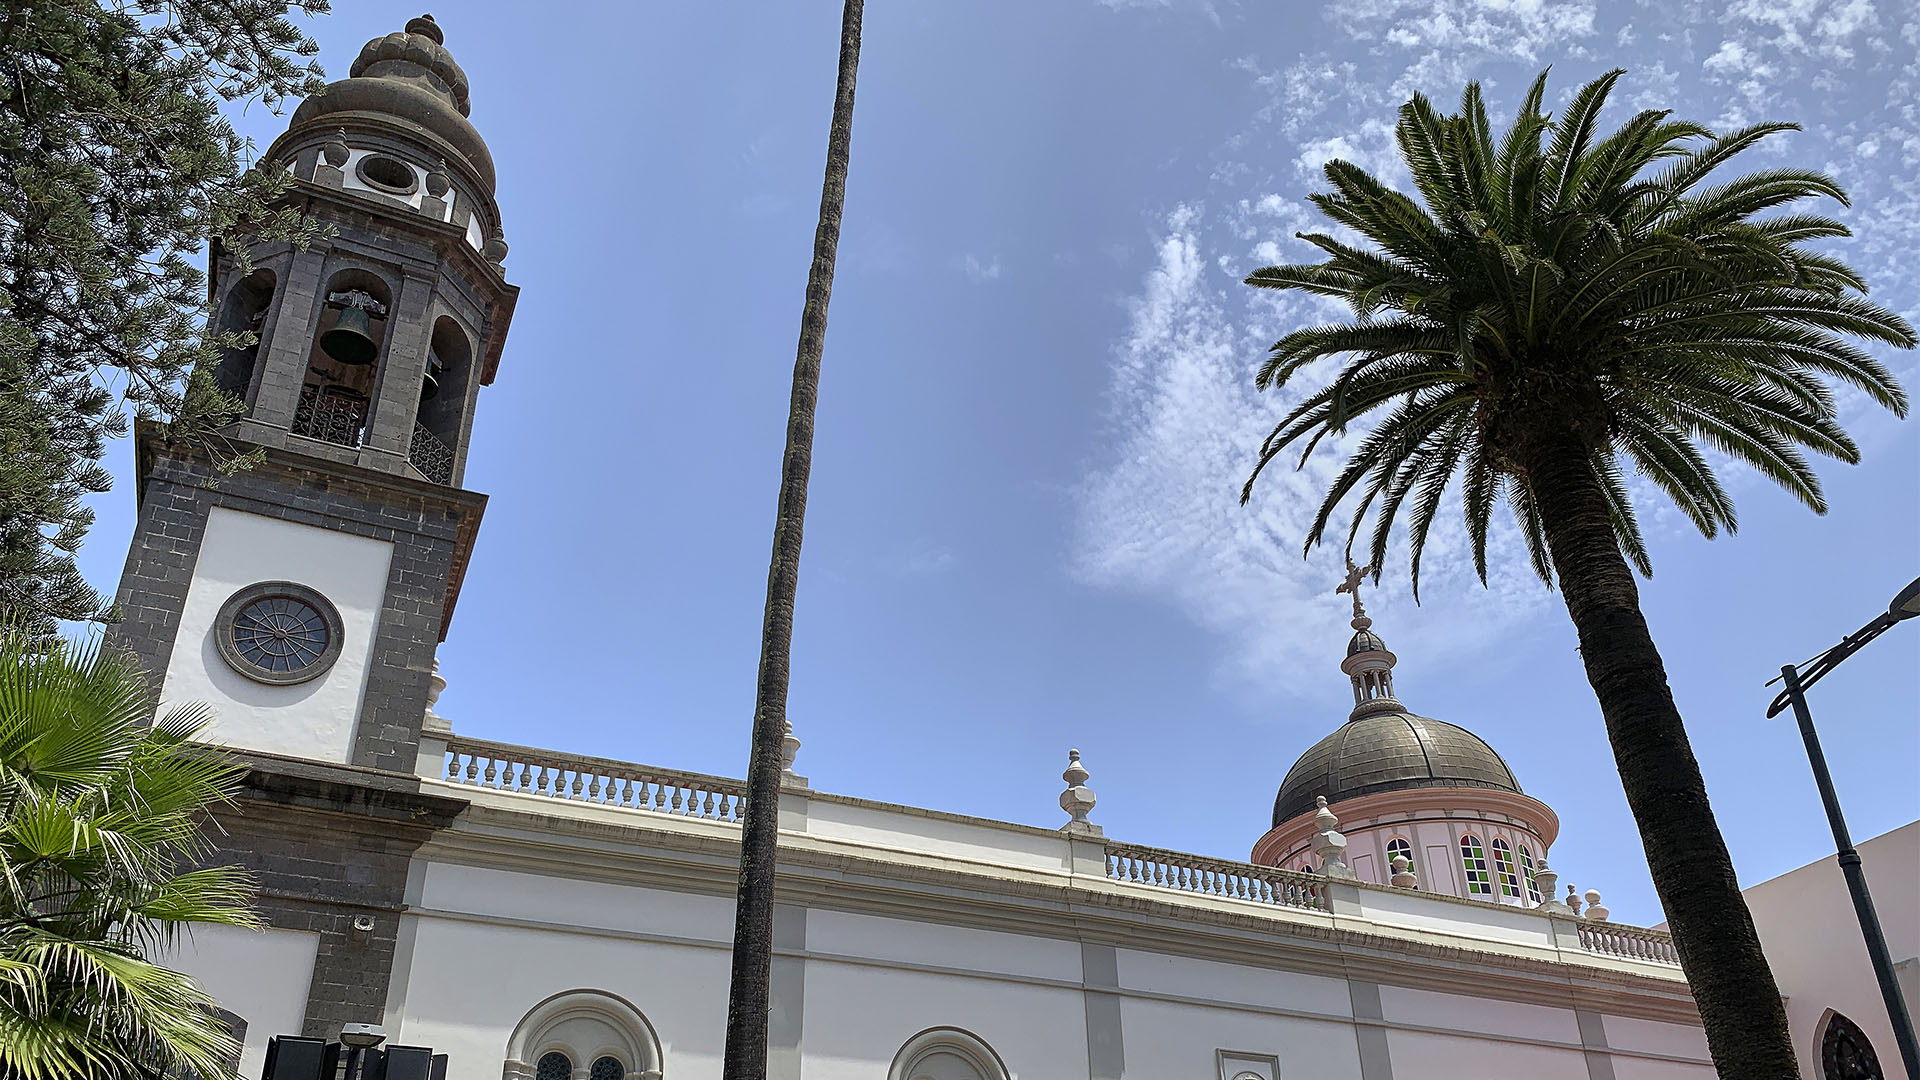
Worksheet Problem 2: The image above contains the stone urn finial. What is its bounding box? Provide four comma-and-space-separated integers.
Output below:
1389, 852, 1418, 890
1533, 858, 1571, 913
1059, 749, 1099, 836
322, 128, 350, 168
1309, 795, 1356, 879
422, 657, 451, 734
1583, 889, 1609, 922
1565, 884, 1583, 917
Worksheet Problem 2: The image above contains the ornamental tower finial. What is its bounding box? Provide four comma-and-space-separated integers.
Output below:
1336, 557, 1402, 720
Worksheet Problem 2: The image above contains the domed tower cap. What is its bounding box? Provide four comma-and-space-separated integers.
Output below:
283, 13, 495, 190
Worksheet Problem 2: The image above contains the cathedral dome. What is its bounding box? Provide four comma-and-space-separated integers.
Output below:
1270, 710, 1522, 826
285, 15, 497, 191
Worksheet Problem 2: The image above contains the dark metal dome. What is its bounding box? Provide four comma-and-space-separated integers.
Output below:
1272, 711, 1522, 826
1347, 629, 1388, 655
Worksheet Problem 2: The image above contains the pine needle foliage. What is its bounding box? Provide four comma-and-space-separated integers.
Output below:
0, 630, 258, 1080
0, 1, 334, 636
1242, 68, 1913, 596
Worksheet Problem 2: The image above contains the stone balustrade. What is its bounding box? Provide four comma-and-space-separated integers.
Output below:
1105, 842, 1329, 912
440, 735, 746, 823
1576, 919, 1682, 965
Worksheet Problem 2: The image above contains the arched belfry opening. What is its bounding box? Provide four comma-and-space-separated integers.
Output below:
293, 267, 393, 448
410, 315, 471, 484
212, 268, 277, 402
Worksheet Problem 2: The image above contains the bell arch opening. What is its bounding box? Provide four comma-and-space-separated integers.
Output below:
410, 315, 472, 484
212, 268, 276, 403
294, 267, 393, 448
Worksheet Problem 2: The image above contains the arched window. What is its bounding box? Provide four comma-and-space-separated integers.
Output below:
1518, 844, 1542, 904
1386, 837, 1413, 878
1819, 1009, 1883, 1079
503, 989, 662, 1080
1459, 835, 1492, 895
1491, 839, 1522, 899
890, 1028, 1009, 1080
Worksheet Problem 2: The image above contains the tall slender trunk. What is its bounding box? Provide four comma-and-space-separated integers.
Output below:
720, 4, 863, 1078
1523, 430, 1797, 1080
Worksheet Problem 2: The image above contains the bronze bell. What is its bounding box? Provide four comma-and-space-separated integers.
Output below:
419, 352, 444, 402
319, 304, 380, 365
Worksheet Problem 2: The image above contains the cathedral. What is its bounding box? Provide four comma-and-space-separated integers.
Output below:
109, 16, 1902, 1080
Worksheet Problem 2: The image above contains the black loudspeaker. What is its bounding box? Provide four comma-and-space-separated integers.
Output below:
262, 1036, 328, 1080
374, 1045, 435, 1080
430, 1054, 448, 1080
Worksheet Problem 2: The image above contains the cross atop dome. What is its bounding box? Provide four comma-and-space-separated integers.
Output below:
1335, 556, 1374, 627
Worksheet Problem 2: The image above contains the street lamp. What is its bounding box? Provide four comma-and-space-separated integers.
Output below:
1766, 575, 1920, 1078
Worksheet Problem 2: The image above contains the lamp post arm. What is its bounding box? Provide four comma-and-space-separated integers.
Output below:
1766, 612, 1896, 717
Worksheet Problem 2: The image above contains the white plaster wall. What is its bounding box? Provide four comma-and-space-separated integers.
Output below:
1115, 949, 1352, 1017
163, 506, 393, 763
160, 924, 318, 1080
1603, 1015, 1712, 1060
1117, 997, 1362, 1080
1355, 886, 1557, 949
801, 798, 1069, 873
416, 862, 735, 943
1744, 821, 1918, 1080
1610, 1056, 1720, 1080
395, 914, 728, 1080
806, 909, 1080, 984
800, 961, 1085, 1080
1385, 1029, 1588, 1080
1378, 985, 1580, 1043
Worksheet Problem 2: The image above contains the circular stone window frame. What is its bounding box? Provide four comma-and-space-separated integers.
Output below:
355, 152, 420, 196
214, 581, 345, 686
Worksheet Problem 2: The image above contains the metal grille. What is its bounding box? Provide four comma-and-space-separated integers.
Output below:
230, 595, 330, 674
410, 421, 455, 484
292, 385, 368, 447
536, 1052, 571, 1080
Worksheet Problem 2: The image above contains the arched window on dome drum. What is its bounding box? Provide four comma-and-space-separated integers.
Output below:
535, 1052, 571, 1080
1491, 839, 1522, 899
1518, 845, 1542, 904
1459, 835, 1492, 895
589, 1056, 624, 1080
1386, 837, 1413, 881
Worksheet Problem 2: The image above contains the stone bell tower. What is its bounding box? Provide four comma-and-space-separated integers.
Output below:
112, 13, 516, 774
108, 15, 512, 1043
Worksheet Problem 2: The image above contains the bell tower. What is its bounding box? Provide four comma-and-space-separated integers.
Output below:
112, 13, 516, 773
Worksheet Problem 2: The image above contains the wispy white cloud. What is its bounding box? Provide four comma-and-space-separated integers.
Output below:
1074, 206, 1546, 697
959, 253, 1003, 282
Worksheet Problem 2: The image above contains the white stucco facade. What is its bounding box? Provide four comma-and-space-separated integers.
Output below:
161, 506, 393, 763
236, 746, 1715, 1080
1743, 821, 1918, 1080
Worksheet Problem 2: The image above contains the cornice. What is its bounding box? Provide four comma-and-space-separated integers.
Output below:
412, 794, 1699, 1026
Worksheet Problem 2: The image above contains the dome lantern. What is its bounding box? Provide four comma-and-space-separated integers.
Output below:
1335, 557, 1402, 719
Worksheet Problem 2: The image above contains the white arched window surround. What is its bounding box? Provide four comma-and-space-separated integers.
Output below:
503, 989, 663, 1080
889, 1026, 1010, 1080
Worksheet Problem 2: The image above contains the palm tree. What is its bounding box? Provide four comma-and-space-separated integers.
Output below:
0, 630, 259, 1080
720, 2, 864, 1077
1239, 69, 1912, 1078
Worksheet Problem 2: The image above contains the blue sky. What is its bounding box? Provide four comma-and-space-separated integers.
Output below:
79, 0, 1919, 926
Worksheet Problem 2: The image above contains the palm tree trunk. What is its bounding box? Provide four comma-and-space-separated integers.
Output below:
720, 3, 863, 1078
1522, 430, 1798, 1080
